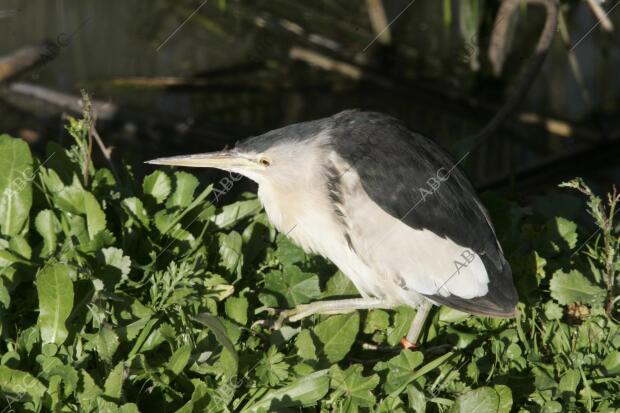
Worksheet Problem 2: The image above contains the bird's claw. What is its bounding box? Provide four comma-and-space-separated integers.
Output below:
273, 308, 299, 330
255, 306, 278, 317
255, 305, 308, 330
254, 306, 294, 330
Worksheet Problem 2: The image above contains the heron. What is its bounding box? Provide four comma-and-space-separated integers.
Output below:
147, 110, 518, 347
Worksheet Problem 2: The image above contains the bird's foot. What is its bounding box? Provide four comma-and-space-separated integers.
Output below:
272, 308, 296, 330
254, 305, 313, 330
256, 298, 391, 330
272, 304, 329, 330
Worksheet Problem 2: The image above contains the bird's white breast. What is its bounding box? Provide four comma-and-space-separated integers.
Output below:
256, 151, 392, 302
256, 149, 489, 310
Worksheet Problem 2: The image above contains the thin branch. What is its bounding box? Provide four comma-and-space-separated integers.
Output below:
4, 82, 118, 120
585, 0, 614, 32
366, 0, 392, 46
289, 46, 393, 88
92, 127, 119, 181
81, 90, 119, 182
477, 0, 559, 144
80, 90, 94, 187
0, 42, 58, 84
290, 47, 362, 79
557, 7, 592, 106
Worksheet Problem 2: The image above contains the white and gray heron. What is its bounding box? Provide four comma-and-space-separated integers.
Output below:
147, 110, 518, 348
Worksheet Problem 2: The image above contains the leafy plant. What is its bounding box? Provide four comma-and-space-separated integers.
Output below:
0, 105, 618, 412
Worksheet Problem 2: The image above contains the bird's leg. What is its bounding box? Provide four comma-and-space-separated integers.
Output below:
273, 298, 391, 330
402, 300, 433, 349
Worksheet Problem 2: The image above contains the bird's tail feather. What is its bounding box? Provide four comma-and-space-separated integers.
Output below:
425, 255, 518, 318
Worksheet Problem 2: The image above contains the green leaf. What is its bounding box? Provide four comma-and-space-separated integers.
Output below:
143, 170, 171, 204
119, 404, 140, 413
36, 263, 74, 345
263, 265, 321, 307
322, 271, 358, 299
386, 351, 455, 396
48, 364, 79, 397
245, 369, 329, 412
192, 313, 239, 365
554, 217, 578, 249
329, 364, 380, 407
450, 387, 500, 413
0, 135, 33, 236
167, 345, 191, 376
77, 363, 102, 408
46, 175, 85, 214
532, 366, 557, 391
406, 384, 427, 413
218, 231, 244, 278
166, 171, 199, 208
0, 365, 46, 399
9, 235, 31, 259
438, 306, 470, 324
541, 401, 563, 413
364, 309, 390, 334
0, 249, 25, 268
558, 368, 580, 394
84, 192, 107, 239
15, 326, 39, 354
154, 210, 176, 234
256, 346, 289, 386
122, 197, 150, 227
380, 351, 424, 394
602, 351, 620, 375
387, 306, 416, 346
494, 385, 513, 413
213, 198, 261, 228
104, 361, 124, 401
274, 234, 306, 265
97, 247, 132, 290
295, 329, 318, 361
314, 312, 359, 363
96, 327, 120, 364
35, 209, 60, 257
0, 277, 11, 309
100, 247, 132, 276
95, 397, 123, 412
225, 295, 248, 325
549, 270, 606, 306
544, 301, 564, 320
92, 167, 116, 191
176, 379, 211, 413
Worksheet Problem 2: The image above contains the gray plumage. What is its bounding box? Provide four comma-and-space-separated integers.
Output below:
147, 109, 519, 344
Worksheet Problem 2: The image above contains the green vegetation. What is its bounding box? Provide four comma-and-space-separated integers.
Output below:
0, 110, 618, 412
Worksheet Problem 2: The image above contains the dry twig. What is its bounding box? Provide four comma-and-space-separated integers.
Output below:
478, 0, 559, 144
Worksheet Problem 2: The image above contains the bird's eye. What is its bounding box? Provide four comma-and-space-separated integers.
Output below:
258, 157, 271, 167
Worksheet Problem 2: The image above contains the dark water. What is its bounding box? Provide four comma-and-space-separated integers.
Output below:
1, 0, 619, 193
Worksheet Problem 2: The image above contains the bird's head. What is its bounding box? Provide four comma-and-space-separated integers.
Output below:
146, 118, 331, 186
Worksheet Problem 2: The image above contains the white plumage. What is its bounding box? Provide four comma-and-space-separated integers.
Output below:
255, 139, 490, 310
146, 110, 518, 344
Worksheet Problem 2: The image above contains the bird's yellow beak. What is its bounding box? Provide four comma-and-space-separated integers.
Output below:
145, 151, 258, 170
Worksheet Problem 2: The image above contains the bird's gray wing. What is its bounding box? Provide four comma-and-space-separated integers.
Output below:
329, 111, 517, 317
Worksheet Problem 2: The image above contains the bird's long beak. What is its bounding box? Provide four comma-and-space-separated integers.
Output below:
145, 151, 256, 170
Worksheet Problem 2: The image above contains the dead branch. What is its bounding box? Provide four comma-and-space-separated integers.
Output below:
289, 47, 393, 88
366, 0, 391, 46
0, 42, 58, 83
2, 82, 117, 120
477, 0, 558, 144
585, 0, 614, 32
290, 47, 362, 79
